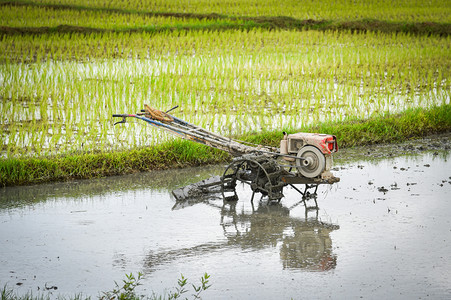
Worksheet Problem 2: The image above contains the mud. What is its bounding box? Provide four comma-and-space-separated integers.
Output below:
0, 134, 450, 299
334, 132, 451, 163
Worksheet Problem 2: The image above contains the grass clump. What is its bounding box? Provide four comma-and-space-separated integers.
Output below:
317, 104, 451, 147
242, 104, 451, 148
0, 140, 229, 186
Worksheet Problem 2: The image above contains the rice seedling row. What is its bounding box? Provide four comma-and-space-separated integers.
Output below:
0, 5, 242, 29
1, 29, 450, 158
16, 0, 451, 23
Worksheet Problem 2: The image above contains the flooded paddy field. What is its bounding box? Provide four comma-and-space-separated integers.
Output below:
1, 135, 451, 299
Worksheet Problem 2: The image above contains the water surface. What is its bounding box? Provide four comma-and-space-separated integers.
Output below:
1, 149, 450, 299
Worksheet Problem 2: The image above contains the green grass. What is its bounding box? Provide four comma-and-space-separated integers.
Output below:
243, 104, 451, 148
1, 104, 450, 187
0, 139, 229, 186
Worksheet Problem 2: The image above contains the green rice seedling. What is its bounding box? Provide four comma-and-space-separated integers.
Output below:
1, 26, 450, 158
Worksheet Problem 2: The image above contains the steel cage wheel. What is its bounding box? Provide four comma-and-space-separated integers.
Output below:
222, 157, 276, 201
221, 160, 243, 201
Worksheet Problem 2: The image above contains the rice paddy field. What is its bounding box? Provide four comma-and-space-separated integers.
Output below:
0, 0, 450, 160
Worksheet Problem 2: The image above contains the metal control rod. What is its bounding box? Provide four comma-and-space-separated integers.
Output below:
113, 112, 278, 157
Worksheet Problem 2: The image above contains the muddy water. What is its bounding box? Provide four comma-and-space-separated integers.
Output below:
1, 141, 451, 299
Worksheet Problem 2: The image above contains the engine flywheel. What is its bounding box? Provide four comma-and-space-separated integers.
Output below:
296, 145, 326, 178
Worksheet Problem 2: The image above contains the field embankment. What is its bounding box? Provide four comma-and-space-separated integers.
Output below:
1, 104, 450, 187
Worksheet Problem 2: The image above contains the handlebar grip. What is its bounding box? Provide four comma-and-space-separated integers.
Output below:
113, 114, 127, 118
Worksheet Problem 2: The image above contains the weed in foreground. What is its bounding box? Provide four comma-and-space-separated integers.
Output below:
0, 272, 212, 300
100, 272, 211, 300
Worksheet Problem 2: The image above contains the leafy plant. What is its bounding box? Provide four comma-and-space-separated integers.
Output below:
166, 273, 211, 300
100, 272, 144, 300
99, 272, 211, 300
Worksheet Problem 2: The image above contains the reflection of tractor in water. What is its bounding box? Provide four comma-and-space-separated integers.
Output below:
144, 199, 339, 273
114, 105, 339, 203
219, 201, 338, 271
279, 221, 337, 271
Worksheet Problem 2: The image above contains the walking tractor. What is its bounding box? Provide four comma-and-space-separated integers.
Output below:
113, 105, 339, 204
